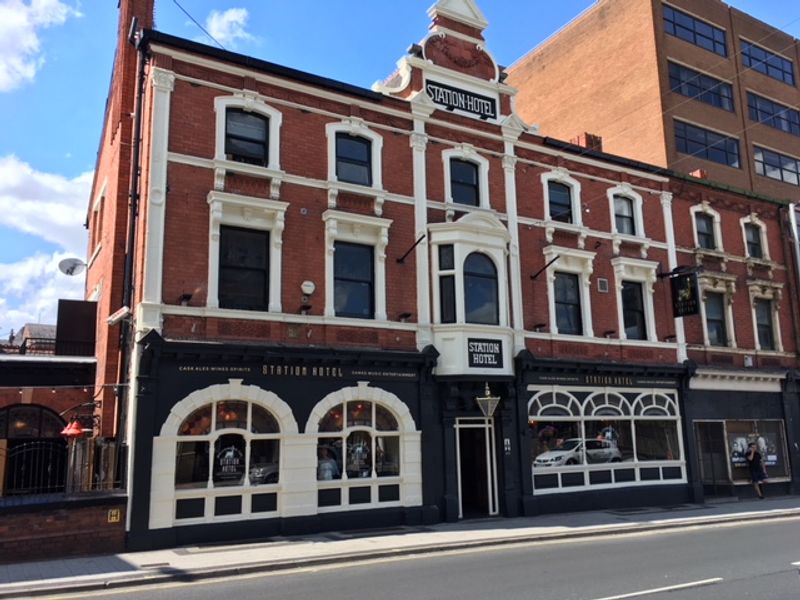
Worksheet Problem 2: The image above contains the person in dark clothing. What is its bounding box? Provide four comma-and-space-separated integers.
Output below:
746, 442, 767, 499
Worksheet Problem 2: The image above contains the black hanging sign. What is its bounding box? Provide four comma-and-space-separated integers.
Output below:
468, 338, 503, 368
425, 80, 497, 120
671, 271, 700, 318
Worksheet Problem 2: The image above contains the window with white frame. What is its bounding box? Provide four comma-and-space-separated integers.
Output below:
207, 192, 288, 312
430, 212, 511, 327
698, 274, 736, 348
611, 257, 658, 342
705, 292, 728, 346
214, 94, 283, 172
541, 169, 582, 225
741, 215, 769, 261
607, 185, 645, 240
690, 203, 723, 251
442, 146, 490, 209
545, 246, 595, 337
323, 210, 391, 321
306, 382, 421, 513
529, 387, 685, 494
749, 282, 783, 352
326, 118, 383, 190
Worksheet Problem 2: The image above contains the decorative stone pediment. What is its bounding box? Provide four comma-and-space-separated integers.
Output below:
428, 0, 489, 31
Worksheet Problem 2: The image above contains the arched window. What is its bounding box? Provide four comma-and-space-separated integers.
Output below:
225, 108, 269, 166
464, 252, 499, 325
0, 405, 64, 439
175, 401, 281, 490
548, 181, 573, 223
316, 401, 400, 482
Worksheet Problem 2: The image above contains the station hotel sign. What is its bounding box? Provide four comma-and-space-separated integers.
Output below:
425, 80, 497, 120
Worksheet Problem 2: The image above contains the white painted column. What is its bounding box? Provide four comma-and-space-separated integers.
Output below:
661, 192, 687, 361
411, 97, 435, 349
140, 67, 175, 330
502, 118, 527, 353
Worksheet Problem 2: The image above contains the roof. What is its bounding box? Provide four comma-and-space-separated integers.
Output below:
15, 324, 57, 343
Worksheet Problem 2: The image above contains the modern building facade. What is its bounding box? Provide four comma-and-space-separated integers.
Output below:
507, 0, 800, 201
89, 0, 800, 550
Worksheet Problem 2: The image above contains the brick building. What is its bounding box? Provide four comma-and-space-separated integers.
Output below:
90, 0, 800, 550
507, 0, 800, 201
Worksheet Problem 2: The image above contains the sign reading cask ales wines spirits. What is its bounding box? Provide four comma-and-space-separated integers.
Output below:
468, 338, 503, 368
425, 80, 497, 120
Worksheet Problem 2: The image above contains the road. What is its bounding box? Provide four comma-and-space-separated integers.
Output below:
53, 518, 800, 600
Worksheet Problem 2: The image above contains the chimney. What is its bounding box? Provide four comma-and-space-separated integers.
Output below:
570, 132, 603, 152
689, 168, 708, 179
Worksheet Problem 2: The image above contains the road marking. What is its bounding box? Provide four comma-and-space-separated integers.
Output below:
589, 578, 723, 600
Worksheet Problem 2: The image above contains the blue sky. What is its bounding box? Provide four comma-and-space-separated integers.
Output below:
0, 0, 798, 338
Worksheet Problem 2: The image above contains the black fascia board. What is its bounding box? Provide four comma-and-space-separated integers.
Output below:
140, 29, 384, 103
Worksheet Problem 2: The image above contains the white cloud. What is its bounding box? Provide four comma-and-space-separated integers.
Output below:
0, 0, 79, 92
205, 7, 255, 48
0, 251, 84, 333
0, 155, 92, 254
0, 155, 91, 333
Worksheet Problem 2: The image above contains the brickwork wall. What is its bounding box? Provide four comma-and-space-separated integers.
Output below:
0, 499, 126, 563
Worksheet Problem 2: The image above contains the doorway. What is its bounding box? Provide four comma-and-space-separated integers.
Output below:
695, 421, 733, 496
455, 417, 498, 518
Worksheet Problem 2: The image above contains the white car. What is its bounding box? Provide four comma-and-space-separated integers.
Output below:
534, 438, 622, 467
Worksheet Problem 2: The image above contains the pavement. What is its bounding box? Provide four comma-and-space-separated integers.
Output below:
1, 495, 800, 599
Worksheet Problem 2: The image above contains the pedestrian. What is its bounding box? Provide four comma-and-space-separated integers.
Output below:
746, 442, 767, 499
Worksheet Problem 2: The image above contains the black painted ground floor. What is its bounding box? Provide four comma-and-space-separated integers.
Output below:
124, 335, 800, 550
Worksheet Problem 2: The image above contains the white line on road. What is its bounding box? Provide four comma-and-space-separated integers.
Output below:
589, 577, 723, 600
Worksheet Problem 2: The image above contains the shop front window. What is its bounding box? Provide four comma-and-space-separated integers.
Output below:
529, 389, 684, 493
726, 420, 789, 481
174, 401, 281, 490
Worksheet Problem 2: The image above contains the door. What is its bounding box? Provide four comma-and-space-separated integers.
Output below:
456, 418, 498, 518
695, 421, 733, 496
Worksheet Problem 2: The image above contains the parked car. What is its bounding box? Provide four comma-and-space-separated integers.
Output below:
534, 438, 622, 467
249, 462, 279, 484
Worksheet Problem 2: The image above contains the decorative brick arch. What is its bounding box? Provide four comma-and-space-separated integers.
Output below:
305, 381, 417, 434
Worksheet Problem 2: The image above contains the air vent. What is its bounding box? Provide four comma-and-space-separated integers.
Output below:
597, 278, 609, 293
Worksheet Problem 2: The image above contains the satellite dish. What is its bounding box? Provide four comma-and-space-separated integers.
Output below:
58, 258, 87, 277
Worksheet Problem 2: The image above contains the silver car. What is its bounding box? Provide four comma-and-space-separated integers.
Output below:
534, 438, 622, 467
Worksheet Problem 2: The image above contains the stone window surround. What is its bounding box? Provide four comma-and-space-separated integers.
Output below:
442, 145, 491, 210
607, 184, 649, 257
690, 202, 724, 252
325, 118, 384, 191
748, 280, 784, 352
323, 209, 392, 321
541, 168, 589, 248
740, 213, 770, 261
610, 256, 659, 342
206, 191, 288, 313
429, 212, 511, 327
698, 273, 737, 348
544, 245, 596, 337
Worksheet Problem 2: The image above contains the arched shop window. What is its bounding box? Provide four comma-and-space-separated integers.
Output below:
316, 401, 400, 482
528, 388, 684, 493
0, 405, 65, 439
175, 401, 281, 490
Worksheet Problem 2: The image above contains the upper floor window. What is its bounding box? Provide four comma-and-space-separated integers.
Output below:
207, 192, 287, 313
336, 134, 372, 186
621, 281, 647, 340
214, 95, 283, 172
663, 5, 726, 56
548, 181, 573, 223
442, 147, 490, 210
674, 120, 740, 168
450, 159, 480, 206
754, 146, 800, 187
744, 223, 763, 259
705, 292, 728, 347
695, 213, 716, 249
218, 226, 270, 311
225, 109, 268, 166
554, 272, 583, 335
334, 242, 374, 319
463, 253, 498, 325
754, 299, 775, 351
747, 93, 800, 137
614, 196, 636, 235
668, 62, 733, 111
439, 245, 456, 324
741, 40, 795, 86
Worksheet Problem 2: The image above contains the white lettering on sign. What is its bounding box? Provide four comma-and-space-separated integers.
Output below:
425, 80, 497, 119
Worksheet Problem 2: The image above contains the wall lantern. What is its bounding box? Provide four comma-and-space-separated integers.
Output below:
475, 382, 500, 418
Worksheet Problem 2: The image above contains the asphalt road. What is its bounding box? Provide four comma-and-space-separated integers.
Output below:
57, 518, 800, 600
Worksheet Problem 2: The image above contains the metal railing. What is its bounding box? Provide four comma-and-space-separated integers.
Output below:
0, 438, 124, 500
